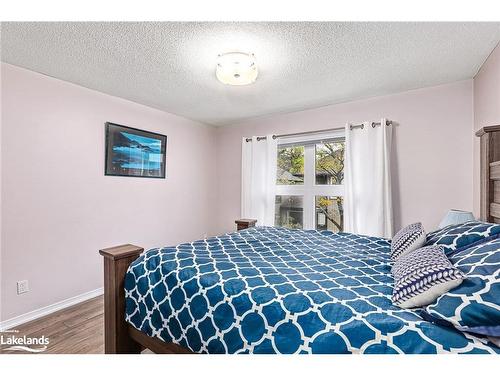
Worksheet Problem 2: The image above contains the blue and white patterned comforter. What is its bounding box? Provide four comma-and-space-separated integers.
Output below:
124, 227, 499, 354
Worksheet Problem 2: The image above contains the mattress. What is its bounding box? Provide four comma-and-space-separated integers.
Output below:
124, 226, 499, 353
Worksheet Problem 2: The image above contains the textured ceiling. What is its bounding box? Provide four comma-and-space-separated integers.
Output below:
1, 22, 500, 126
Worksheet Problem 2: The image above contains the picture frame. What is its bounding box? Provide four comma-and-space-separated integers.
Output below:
104, 122, 167, 178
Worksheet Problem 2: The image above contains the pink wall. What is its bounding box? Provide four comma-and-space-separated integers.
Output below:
215, 80, 474, 234
473, 43, 500, 216
1, 63, 217, 320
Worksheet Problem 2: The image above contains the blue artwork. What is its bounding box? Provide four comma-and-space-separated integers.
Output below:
105, 123, 167, 178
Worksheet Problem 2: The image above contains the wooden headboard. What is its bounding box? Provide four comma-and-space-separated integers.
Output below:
476, 125, 500, 223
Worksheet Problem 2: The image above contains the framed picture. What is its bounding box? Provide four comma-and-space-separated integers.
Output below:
105, 122, 167, 178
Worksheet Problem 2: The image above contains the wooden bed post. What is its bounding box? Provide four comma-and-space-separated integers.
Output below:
235, 219, 257, 231
99, 244, 144, 354
476, 125, 500, 222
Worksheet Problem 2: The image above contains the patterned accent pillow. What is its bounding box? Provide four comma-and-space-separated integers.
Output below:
392, 246, 465, 308
391, 222, 426, 261
425, 220, 500, 255
423, 238, 500, 337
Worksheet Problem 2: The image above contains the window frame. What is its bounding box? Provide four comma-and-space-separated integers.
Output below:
275, 130, 345, 230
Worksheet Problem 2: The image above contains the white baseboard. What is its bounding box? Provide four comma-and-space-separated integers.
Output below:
0, 287, 104, 331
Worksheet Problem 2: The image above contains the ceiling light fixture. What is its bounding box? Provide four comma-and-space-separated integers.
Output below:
216, 52, 258, 86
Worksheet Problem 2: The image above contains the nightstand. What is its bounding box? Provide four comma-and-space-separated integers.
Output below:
235, 219, 257, 231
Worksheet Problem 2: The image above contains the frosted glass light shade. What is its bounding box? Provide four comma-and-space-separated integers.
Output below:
216, 52, 258, 86
438, 209, 475, 229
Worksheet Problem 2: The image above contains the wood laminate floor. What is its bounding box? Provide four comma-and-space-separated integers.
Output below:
1, 296, 105, 354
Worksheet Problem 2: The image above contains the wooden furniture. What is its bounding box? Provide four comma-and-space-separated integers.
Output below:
235, 218, 257, 231
99, 244, 192, 354
100, 219, 256, 354
476, 125, 500, 222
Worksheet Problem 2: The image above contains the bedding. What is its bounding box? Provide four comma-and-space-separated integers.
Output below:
423, 237, 500, 337
391, 246, 464, 308
124, 226, 499, 354
390, 222, 426, 261
425, 221, 500, 255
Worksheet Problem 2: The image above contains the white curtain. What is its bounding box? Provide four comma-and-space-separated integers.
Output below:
344, 118, 393, 238
241, 135, 278, 226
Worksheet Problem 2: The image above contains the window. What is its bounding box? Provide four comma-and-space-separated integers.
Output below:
275, 133, 345, 231
315, 196, 343, 232
275, 195, 303, 229
277, 145, 304, 185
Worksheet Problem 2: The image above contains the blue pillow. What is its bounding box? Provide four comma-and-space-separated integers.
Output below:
392, 245, 464, 308
423, 237, 500, 337
425, 221, 500, 255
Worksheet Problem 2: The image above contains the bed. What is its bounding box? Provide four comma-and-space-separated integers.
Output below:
97, 125, 500, 354
128, 226, 500, 353
100, 224, 499, 354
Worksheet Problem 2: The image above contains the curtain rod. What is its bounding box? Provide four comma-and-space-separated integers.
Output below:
245, 120, 392, 142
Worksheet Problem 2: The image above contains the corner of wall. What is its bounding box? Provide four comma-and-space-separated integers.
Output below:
472, 42, 500, 218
